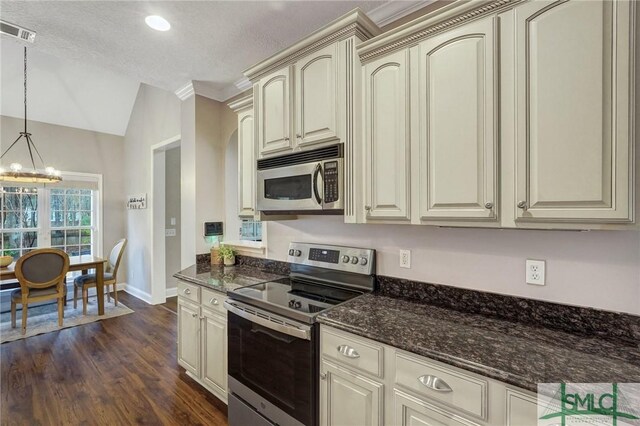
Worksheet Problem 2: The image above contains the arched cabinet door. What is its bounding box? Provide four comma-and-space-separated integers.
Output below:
416, 15, 498, 222
513, 0, 634, 223
363, 49, 411, 221
295, 44, 339, 148
257, 67, 292, 157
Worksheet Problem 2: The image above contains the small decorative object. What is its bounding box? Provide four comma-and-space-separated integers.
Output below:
127, 193, 147, 209
0, 256, 13, 268
218, 245, 236, 266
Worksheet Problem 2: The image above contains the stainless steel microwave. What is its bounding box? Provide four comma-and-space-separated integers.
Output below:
257, 144, 343, 214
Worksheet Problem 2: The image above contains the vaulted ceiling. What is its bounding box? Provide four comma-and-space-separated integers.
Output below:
0, 0, 427, 135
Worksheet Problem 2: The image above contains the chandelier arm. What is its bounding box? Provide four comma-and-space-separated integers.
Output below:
0, 134, 25, 159
24, 133, 37, 170
25, 134, 45, 167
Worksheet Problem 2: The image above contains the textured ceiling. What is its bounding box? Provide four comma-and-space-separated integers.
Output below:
0, 0, 394, 100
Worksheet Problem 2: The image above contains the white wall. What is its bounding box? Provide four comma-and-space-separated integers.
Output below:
224, 131, 241, 241
0, 115, 126, 275
165, 147, 181, 289
123, 84, 181, 300
266, 218, 640, 315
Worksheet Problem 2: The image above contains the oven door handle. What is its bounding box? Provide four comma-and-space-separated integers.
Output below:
224, 300, 311, 340
312, 163, 323, 206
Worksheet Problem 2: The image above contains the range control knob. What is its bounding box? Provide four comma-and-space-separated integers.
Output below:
342, 255, 350, 263
288, 249, 295, 256
294, 250, 302, 257
350, 256, 359, 265
360, 257, 368, 266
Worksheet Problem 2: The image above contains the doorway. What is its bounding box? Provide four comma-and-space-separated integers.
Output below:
151, 136, 180, 304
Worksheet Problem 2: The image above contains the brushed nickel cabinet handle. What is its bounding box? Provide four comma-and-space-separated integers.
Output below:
183, 288, 191, 295
337, 345, 360, 359
485, 202, 494, 209
210, 298, 219, 305
418, 375, 453, 393
517, 201, 528, 210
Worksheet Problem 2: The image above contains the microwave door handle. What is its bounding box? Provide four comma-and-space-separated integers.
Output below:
312, 163, 323, 206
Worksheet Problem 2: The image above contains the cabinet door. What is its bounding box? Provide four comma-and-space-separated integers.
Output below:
505, 389, 537, 426
513, 0, 634, 223
364, 49, 411, 221
238, 108, 256, 217
177, 299, 200, 377
258, 67, 292, 157
295, 44, 339, 148
394, 390, 480, 426
416, 16, 498, 221
201, 309, 227, 396
320, 360, 383, 426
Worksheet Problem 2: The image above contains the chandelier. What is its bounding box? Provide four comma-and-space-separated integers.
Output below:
0, 47, 61, 184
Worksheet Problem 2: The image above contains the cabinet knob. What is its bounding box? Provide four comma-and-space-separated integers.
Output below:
364, 205, 371, 214
183, 288, 191, 295
191, 313, 197, 318
517, 201, 528, 210
320, 373, 327, 381
210, 298, 219, 306
284, 136, 290, 141
296, 134, 302, 139
484, 202, 494, 210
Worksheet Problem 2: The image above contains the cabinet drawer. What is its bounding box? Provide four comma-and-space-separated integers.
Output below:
321, 327, 383, 378
395, 352, 488, 420
394, 389, 481, 426
178, 281, 200, 304
201, 288, 227, 316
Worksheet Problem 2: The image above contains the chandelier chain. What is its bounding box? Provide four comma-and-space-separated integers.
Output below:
24, 46, 27, 131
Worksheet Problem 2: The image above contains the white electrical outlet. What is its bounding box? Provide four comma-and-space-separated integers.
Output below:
165, 228, 176, 237
400, 250, 411, 269
526, 259, 546, 285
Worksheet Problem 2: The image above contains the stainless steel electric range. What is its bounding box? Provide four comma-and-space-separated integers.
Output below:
224, 242, 376, 426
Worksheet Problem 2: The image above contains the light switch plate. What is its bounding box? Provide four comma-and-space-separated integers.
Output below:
526, 259, 545, 285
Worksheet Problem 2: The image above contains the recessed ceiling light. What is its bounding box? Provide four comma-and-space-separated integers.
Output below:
145, 15, 171, 32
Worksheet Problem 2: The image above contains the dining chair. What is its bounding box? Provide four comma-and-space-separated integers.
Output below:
11, 249, 70, 335
73, 238, 127, 315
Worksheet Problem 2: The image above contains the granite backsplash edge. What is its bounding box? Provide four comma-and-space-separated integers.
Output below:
194, 252, 639, 345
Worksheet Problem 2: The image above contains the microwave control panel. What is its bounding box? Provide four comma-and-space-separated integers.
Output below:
324, 161, 339, 203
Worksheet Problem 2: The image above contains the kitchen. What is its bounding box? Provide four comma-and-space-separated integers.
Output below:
1, 0, 639, 425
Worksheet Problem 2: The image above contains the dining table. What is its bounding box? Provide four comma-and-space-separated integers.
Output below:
0, 255, 108, 315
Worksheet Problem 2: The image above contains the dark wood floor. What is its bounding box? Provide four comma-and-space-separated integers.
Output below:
1, 292, 228, 426
163, 296, 178, 314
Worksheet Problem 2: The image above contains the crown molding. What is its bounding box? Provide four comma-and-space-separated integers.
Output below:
244, 8, 381, 82
174, 82, 194, 101
367, 0, 435, 27
227, 93, 253, 112
234, 77, 252, 92
358, 0, 522, 63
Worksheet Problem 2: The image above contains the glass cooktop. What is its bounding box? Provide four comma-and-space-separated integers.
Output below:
229, 277, 363, 324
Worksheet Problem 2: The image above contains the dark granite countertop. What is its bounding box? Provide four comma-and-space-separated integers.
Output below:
317, 293, 640, 392
174, 263, 285, 294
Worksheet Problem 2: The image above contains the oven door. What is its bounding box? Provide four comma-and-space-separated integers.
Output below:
226, 301, 318, 426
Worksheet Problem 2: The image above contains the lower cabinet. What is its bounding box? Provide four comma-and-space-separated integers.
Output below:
320, 325, 538, 426
177, 281, 228, 403
320, 360, 384, 426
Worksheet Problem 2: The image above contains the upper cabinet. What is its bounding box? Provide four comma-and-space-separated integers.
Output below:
257, 67, 292, 157
363, 50, 411, 221
295, 44, 339, 148
415, 15, 498, 223
357, 0, 637, 230
511, 0, 634, 224
228, 95, 257, 218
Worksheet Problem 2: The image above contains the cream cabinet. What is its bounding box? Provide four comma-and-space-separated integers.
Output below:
357, 0, 636, 229
177, 281, 228, 403
320, 360, 384, 426
363, 49, 412, 222
414, 15, 498, 223
295, 44, 340, 148
256, 67, 292, 157
229, 95, 256, 218
320, 325, 538, 426
510, 0, 634, 224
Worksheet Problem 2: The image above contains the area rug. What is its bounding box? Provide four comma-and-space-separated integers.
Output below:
0, 297, 133, 344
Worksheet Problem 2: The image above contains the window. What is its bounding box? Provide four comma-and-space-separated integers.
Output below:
0, 175, 100, 260
240, 219, 262, 242
0, 187, 39, 259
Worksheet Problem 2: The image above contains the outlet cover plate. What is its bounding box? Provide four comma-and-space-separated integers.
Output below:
526, 259, 545, 285
400, 249, 411, 269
